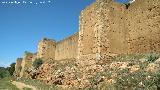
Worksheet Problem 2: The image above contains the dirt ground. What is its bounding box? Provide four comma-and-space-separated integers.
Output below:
12, 81, 37, 90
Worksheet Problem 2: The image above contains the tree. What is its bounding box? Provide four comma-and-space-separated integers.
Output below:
7, 63, 16, 76
0, 67, 10, 79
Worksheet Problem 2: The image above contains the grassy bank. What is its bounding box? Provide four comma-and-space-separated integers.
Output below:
0, 77, 19, 90
17, 78, 60, 90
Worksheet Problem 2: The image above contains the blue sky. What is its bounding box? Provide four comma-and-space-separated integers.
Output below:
0, 0, 129, 67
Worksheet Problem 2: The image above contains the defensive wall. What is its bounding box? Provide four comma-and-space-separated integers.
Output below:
37, 38, 56, 61
15, 58, 23, 77
78, 0, 160, 67
16, 0, 160, 76
20, 53, 35, 77
37, 32, 79, 61
55, 33, 79, 60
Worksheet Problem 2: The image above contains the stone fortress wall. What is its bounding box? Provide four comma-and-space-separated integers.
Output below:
15, 58, 23, 77
55, 33, 79, 60
37, 38, 56, 61
15, 0, 160, 77
37, 32, 79, 61
20, 53, 35, 77
78, 0, 160, 67
17, 33, 79, 77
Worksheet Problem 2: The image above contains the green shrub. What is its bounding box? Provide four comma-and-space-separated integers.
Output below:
115, 68, 160, 90
154, 72, 160, 89
32, 59, 43, 69
146, 53, 159, 62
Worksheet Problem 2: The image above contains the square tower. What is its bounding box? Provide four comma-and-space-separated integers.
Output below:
15, 58, 23, 77
20, 52, 34, 77
37, 38, 56, 61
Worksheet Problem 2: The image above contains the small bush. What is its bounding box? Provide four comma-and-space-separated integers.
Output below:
115, 70, 160, 90
146, 53, 159, 62
154, 72, 160, 89
32, 59, 43, 69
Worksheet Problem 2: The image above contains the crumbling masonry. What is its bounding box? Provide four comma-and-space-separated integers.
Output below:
78, 0, 160, 67
15, 58, 23, 77
15, 0, 160, 77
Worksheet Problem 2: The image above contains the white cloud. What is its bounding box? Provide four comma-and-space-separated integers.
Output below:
129, 0, 136, 4
14, 1, 17, 4
0, 62, 11, 68
48, 1, 51, 3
